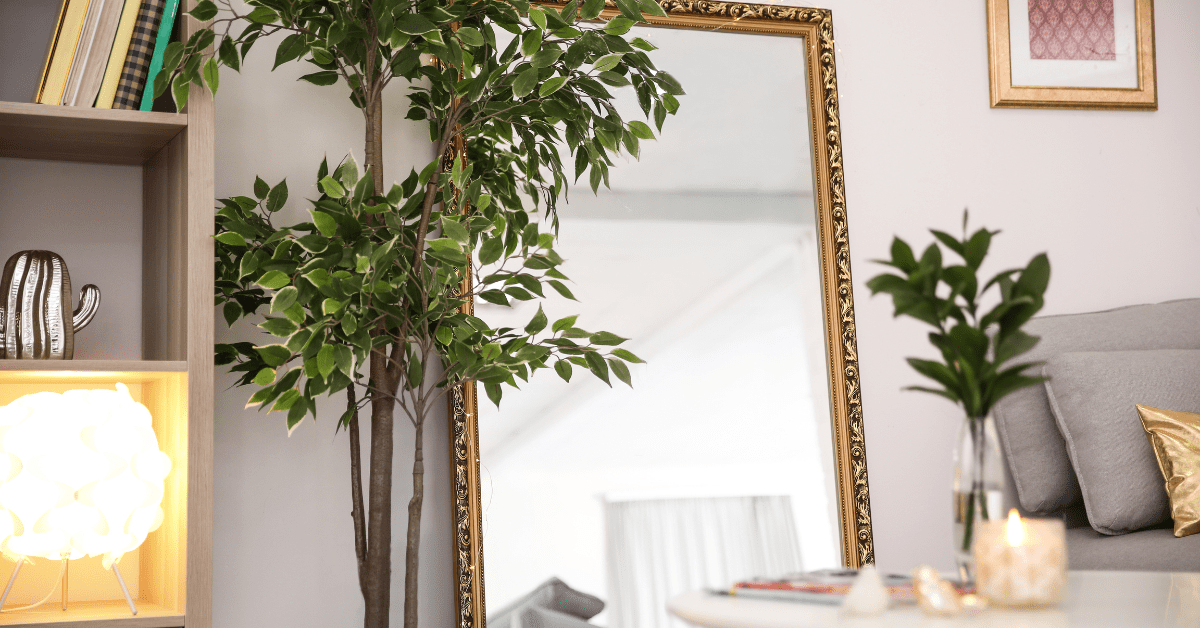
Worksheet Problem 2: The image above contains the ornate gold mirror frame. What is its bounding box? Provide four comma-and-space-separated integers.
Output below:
447, 4, 872, 626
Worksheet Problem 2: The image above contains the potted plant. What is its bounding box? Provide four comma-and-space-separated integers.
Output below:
867, 212, 1050, 580
164, 0, 682, 625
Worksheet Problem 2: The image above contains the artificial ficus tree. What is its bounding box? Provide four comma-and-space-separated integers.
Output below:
165, 0, 681, 626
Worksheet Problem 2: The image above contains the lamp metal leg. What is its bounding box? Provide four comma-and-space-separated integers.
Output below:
0, 559, 22, 610
61, 558, 68, 611
112, 562, 137, 616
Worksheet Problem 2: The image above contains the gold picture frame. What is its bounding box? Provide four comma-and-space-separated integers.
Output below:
988, 0, 1157, 110
447, 3, 874, 626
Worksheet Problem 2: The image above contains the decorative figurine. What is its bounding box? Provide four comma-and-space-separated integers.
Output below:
0, 250, 100, 359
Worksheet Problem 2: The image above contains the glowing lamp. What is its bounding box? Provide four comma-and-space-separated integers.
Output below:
0, 384, 170, 615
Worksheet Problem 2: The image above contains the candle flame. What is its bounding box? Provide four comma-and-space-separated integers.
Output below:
1005, 508, 1025, 546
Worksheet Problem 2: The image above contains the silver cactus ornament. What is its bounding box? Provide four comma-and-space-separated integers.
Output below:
0, 251, 100, 359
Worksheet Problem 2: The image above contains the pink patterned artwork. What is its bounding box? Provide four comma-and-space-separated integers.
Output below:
1028, 0, 1116, 61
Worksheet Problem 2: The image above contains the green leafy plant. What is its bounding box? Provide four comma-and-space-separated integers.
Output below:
167, 0, 681, 626
866, 212, 1051, 420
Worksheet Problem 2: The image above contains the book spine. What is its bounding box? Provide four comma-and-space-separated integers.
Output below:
96, 0, 144, 108
60, 0, 105, 105
38, 0, 94, 105
138, 0, 180, 111
34, 0, 72, 102
111, 0, 165, 110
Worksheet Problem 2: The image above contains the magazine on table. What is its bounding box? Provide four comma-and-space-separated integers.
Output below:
716, 569, 972, 605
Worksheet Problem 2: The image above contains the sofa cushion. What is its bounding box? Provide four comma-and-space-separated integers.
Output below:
1067, 525, 1200, 571
488, 578, 604, 628
1136, 405, 1200, 537
993, 299, 1200, 515
1044, 350, 1200, 534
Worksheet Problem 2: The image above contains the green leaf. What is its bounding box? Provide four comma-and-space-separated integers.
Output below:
273, 34, 308, 69
253, 367, 275, 387
485, 382, 503, 407
521, 30, 543, 57
299, 71, 339, 86
214, 232, 246, 247
203, 58, 220, 94
441, 217, 469, 244
590, 331, 627, 345
260, 317, 298, 337
528, 7, 548, 30
317, 344, 336, 378
266, 179, 288, 212
593, 53, 623, 72
256, 344, 292, 367
254, 176, 270, 199
628, 120, 654, 139
539, 76, 568, 97
436, 326, 453, 345
513, 66, 539, 97
584, 351, 611, 386
963, 229, 992, 270
188, 0, 217, 21
270, 286, 298, 313
311, 210, 338, 237
319, 176, 346, 198
323, 298, 346, 315
222, 301, 242, 326
456, 26, 485, 46
611, 348, 645, 363
580, 0, 605, 20
552, 315, 577, 332
257, 270, 290, 290
531, 48, 563, 68
525, 306, 548, 334
246, 6, 278, 23
396, 14, 437, 35
548, 280, 576, 300
478, 238, 504, 265
554, 359, 573, 382
171, 74, 190, 109
888, 237, 919, 273
609, 358, 632, 387
635, 0, 668, 17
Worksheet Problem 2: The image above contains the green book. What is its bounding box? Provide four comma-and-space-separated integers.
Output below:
138, 0, 178, 111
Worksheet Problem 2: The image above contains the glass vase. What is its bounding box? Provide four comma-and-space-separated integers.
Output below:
952, 414, 1004, 582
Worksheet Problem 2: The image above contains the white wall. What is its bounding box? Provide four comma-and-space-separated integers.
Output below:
800, 0, 1200, 575
206, 0, 1200, 622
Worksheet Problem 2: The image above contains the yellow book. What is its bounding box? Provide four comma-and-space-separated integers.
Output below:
38, 0, 93, 105
34, 0, 71, 102
95, 0, 142, 109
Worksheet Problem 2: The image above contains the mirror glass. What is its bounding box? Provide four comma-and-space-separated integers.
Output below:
477, 24, 840, 627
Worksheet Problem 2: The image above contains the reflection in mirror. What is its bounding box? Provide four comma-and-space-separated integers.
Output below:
476, 23, 842, 627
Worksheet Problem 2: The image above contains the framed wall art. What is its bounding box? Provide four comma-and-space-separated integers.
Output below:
987, 0, 1157, 110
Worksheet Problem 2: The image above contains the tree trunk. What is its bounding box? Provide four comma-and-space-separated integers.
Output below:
361, 92, 395, 628
403, 413, 425, 628
364, 379, 395, 628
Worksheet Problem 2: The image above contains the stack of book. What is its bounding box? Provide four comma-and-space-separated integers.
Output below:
723, 569, 973, 605
34, 0, 181, 111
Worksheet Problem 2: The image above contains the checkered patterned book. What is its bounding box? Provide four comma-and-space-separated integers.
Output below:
112, 0, 165, 110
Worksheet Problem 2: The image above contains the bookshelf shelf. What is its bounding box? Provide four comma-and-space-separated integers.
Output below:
0, 102, 187, 165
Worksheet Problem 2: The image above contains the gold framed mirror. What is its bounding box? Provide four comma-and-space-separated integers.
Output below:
448, 4, 872, 626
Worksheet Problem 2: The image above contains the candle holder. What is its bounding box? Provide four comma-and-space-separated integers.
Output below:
974, 509, 1067, 607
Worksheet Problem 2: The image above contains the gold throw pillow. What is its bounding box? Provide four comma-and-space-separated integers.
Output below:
1136, 405, 1200, 538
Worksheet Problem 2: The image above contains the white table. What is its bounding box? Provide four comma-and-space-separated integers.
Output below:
669, 571, 1200, 628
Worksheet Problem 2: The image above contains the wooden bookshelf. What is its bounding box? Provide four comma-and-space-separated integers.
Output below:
0, 2, 214, 626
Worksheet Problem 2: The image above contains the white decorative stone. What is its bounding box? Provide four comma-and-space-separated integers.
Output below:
840, 565, 889, 616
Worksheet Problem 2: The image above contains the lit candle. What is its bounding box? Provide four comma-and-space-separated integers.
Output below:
973, 509, 1067, 607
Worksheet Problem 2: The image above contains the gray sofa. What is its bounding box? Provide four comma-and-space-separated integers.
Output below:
993, 298, 1200, 571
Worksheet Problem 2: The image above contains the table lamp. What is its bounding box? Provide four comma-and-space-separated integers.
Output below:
0, 384, 171, 615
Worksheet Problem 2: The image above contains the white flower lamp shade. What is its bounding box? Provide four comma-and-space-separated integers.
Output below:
0, 384, 171, 570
